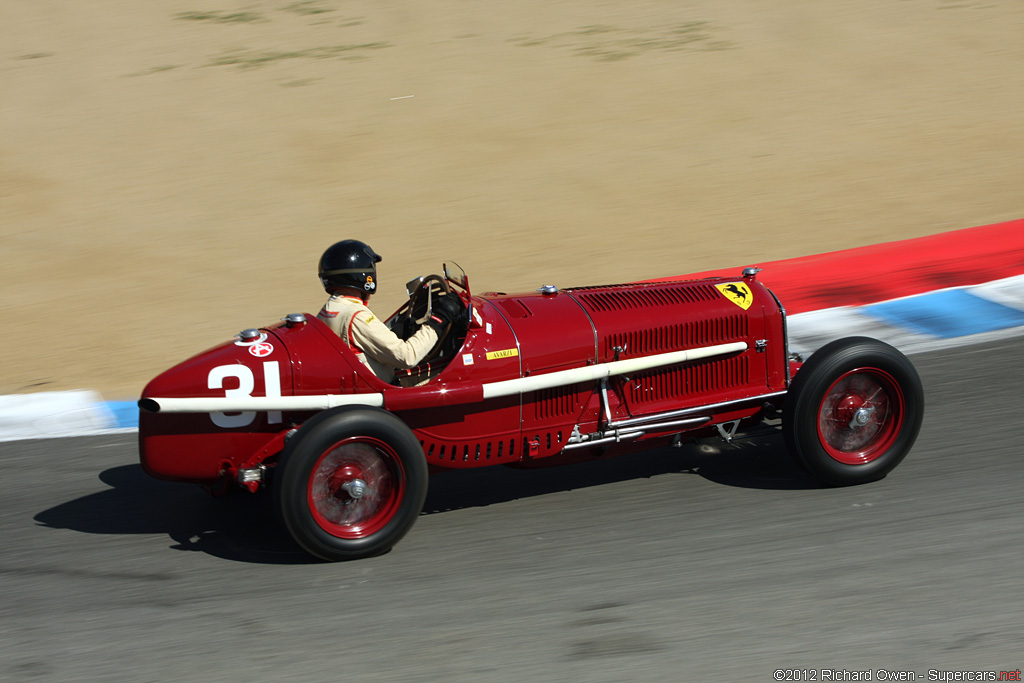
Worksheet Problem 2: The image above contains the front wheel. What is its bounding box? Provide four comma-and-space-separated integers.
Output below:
784, 337, 924, 486
274, 407, 428, 561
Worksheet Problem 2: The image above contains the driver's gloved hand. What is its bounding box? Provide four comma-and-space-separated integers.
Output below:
426, 294, 461, 335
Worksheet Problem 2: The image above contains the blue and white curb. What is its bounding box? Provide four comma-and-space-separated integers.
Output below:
2, 274, 1022, 443
0, 391, 137, 443
787, 274, 1024, 359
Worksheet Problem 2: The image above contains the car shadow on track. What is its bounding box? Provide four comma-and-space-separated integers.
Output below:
421, 434, 820, 514
33, 434, 819, 565
34, 464, 315, 565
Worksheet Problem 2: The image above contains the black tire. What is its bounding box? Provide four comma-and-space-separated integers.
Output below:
784, 337, 924, 487
274, 406, 428, 561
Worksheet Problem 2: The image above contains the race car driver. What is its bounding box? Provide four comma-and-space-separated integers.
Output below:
316, 239, 461, 382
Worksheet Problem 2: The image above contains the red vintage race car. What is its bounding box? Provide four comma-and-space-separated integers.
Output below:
138, 263, 924, 561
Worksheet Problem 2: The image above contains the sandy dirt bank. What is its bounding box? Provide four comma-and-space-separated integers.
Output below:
2, 0, 1022, 397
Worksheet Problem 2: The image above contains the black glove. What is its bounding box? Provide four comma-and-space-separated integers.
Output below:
425, 294, 462, 335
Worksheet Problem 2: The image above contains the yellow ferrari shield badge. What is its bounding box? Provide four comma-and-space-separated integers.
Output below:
715, 282, 754, 310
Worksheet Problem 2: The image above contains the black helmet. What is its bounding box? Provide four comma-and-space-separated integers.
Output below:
319, 240, 382, 293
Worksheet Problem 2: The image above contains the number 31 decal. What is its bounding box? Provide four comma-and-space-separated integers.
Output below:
208, 362, 282, 428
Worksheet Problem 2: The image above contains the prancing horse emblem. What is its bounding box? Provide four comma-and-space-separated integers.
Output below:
715, 282, 754, 310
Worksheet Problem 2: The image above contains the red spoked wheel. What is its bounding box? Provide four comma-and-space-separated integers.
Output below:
817, 369, 904, 465
308, 437, 406, 539
275, 407, 428, 561
785, 338, 923, 486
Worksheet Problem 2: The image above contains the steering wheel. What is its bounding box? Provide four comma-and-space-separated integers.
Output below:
389, 274, 467, 362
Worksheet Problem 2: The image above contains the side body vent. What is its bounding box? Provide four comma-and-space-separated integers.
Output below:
605, 314, 749, 358
533, 385, 582, 420
420, 431, 568, 465
421, 437, 517, 465
622, 353, 750, 410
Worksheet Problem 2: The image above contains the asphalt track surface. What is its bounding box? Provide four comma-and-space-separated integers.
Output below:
3, 339, 1022, 682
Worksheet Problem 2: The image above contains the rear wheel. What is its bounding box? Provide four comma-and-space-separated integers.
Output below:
275, 407, 428, 561
784, 337, 924, 486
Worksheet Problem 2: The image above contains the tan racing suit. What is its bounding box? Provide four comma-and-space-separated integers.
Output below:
317, 294, 438, 382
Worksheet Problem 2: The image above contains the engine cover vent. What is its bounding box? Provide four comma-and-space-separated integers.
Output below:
572, 282, 718, 313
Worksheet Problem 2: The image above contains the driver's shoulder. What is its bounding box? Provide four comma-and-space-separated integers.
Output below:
352, 308, 382, 326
